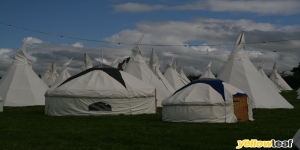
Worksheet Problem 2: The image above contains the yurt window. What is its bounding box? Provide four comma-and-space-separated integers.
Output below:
89, 102, 112, 111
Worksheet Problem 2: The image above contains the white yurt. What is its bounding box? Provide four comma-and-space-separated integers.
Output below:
45, 66, 156, 116
162, 78, 254, 123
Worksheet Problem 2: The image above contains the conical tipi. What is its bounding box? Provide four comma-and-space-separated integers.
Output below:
149, 49, 175, 94
124, 36, 173, 107
257, 60, 281, 92
163, 57, 187, 90
179, 63, 191, 83
200, 61, 216, 79
0, 40, 48, 106
41, 64, 51, 84
46, 62, 59, 87
52, 58, 73, 86
269, 61, 293, 91
218, 31, 293, 109
111, 57, 119, 68
81, 53, 93, 71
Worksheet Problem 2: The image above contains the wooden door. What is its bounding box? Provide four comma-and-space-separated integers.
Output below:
233, 95, 248, 122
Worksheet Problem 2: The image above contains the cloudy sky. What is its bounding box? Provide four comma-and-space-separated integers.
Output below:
1, 0, 300, 76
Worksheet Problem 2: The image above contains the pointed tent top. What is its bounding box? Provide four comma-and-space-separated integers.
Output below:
149, 49, 158, 67
172, 58, 178, 69
62, 58, 73, 71
231, 31, 246, 57
206, 61, 213, 70
157, 61, 161, 69
273, 61, 277, 70
132, 35, 144, 58
180, 63, 183, 71
166, 57, 174, 68
111, 57, 119, 68
13, 40, 28, 63
63, 58, 73, 67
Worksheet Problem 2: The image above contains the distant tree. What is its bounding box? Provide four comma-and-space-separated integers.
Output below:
279, 71, 288, 77
291, 62, 300, 76
187, 74, 201, 81
118, 57, 130, 71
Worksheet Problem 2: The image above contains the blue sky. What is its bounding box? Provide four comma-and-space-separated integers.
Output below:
1, 0, 300, 76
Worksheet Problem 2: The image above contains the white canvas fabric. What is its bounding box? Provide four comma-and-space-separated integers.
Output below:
162, 79, 253, 123
45, 69, 156, 116
218, 31, 293, 109
164, 58, 187, 90
257, 60, 281, 92
81, 53, 93, 71
52, 58, 73, 86
124, 36, 174, 107
0, 41, 48, 106
200, 61, 216, 79
41, 64, 51, 84
179, 63, 191, 83
149, 50, 175, 94
269, 62, 293, 91
46, 62, 59, 87
111, 57, 119, 68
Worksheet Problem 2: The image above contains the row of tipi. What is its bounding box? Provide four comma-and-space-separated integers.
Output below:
0, 31, 295, 112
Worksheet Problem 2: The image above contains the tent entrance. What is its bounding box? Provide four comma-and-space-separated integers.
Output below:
233, 95, 248, 122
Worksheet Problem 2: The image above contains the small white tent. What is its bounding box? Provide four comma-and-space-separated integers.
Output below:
124, 36, 173, 107
218, 31, 293, 109
45, 67, 156, 116
46, 62, 59, 87
179, 63, 191, 83
149, 50, 175, 94
52, 58, 73, 86
269, 61, 293, 91
257, 60, 281, 92
81, 53, 93, 71
111, 57, 119, 68
0, 40, 48, 106
200, 61, 216, 79
41, 64, 51, 84
164, 58, 187, 90
162, 78, 253, 123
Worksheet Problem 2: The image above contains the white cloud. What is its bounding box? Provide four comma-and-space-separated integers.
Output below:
185, 66, 202, 75
113, 0, 300, 15
104, 18, 300, 75
191, 45, 217, 52
24, 37, 43, 45
72, 42, 83, 48
95, 58, 111, 65
113, 3, 164, 13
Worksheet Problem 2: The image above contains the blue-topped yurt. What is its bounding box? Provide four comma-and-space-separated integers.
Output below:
162, 78, 254, 123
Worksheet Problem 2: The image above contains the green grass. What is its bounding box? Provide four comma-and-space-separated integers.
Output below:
0, 91, 300, 150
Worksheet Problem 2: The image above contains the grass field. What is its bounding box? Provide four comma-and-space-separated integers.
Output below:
0, 91, 299, 149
